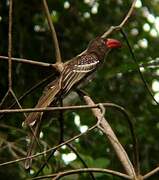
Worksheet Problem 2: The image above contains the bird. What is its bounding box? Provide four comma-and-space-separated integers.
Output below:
24, 37, 121, 169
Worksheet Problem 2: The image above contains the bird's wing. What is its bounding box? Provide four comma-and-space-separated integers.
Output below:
61, 53, 99, 94
25, 79, 61, 126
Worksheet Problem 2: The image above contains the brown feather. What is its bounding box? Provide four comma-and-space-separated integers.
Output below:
25, 79, 61, 169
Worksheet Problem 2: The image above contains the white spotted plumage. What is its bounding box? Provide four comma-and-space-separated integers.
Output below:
61, 53, 99, 93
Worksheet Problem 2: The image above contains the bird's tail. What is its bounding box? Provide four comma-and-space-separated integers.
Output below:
24, 79, 61, 169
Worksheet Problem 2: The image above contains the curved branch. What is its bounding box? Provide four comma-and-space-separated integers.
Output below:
120, 29, 159, 106
102, 0, 137, 38
83, 96, 136, 178
32, 168, 131, 180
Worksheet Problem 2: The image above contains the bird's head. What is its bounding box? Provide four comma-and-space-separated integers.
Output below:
87, 37, 121, 59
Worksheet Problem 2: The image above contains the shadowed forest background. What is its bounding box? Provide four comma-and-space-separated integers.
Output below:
0, 0, 159, 179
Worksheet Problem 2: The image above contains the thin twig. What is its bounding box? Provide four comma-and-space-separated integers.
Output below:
32, 168, 131, 180
107, 103, 139, 176
0, 74, 55, 120
0, 56, 63, 73
0, 0, 15, 107
8, 0, 13, 90
0, 102, 136, 114
11, 143, 26, 156
0, 55, 52, 67
4, 74, 55, 110
8, 143, 19, 159
102, 0, 137, 38
35, 148, 57, 177
120, 29, 159, 106
67, 144, 96, 180
143, 167, 159, 179
0, 124, 97, 167
0, 90, 10, 107
0, 124, 25, 133
119, 0, 137, 28
42, 0, 62, 63
10, 89, 27, 118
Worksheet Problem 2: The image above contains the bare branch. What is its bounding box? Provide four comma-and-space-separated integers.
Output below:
0, 55, 64, 72
102, 0, 137, 38
0, 74, 55, 116
83, 96, 136, 178
120, 29, 159, 106
0, 124, 25, 133
8, 0, 13, 90
42, 0, 62, 63
0, 124, 97, 167
143, 167, 159, 179
10, 89, 26, 118
119, 0, 137, 28
32, 168, 131, 180
0, 102, 133, 114
0, 90, 10, 107
0, 55, 52, 67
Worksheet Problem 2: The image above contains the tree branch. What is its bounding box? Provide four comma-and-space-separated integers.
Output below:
8, 0, 13, 90
83, 96, 136, 178
0, 102, 135, 114
143, 167, 159, 179
101, 0, 137, 38
32, 168, 131, 180
0, 55, 52, 67
42, 0, 62, 63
